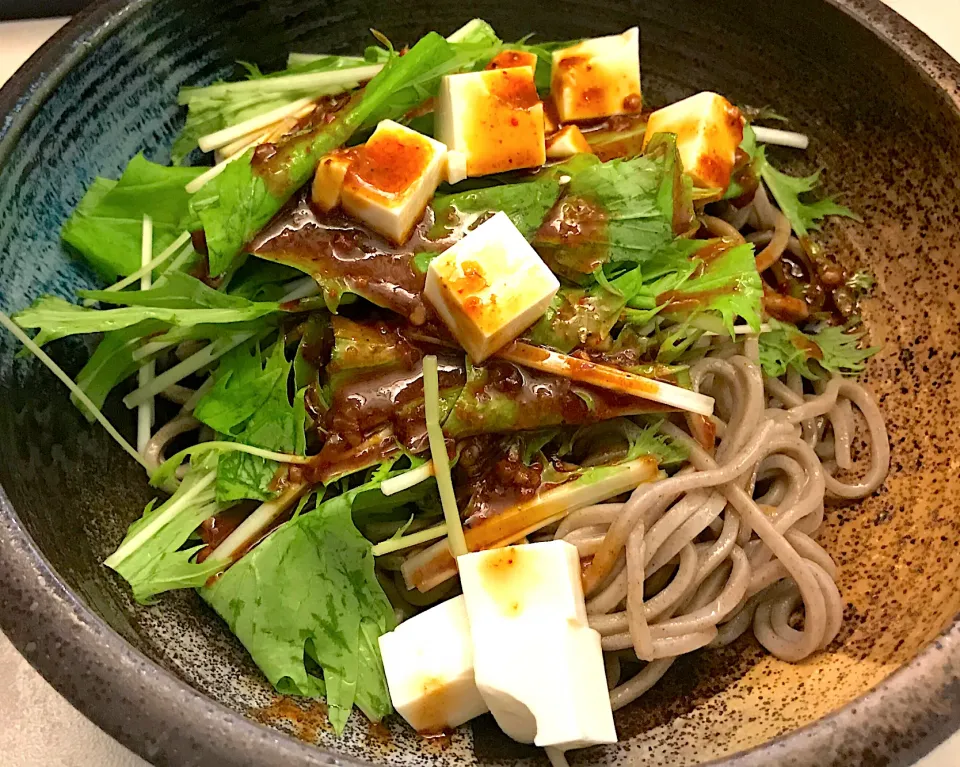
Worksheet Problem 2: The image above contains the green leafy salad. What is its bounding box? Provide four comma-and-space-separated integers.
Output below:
0, 19, 879, 737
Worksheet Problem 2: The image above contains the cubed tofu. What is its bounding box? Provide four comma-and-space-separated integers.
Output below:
458, 542, 617, 750
641, 91, 745, 190
458, 541, 588, 626
545, 125, 593, 159
446, 149, 468, 185
424, 212, 559, 363
486, 49, 540, 71
311, 150, 353, 212
341, 120, 447, 244
436, 68, 546, 177
550, 28, 642, 122
378, 596, 489, 734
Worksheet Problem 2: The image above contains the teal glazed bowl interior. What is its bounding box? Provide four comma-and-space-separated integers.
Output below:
2, 1, 960, 765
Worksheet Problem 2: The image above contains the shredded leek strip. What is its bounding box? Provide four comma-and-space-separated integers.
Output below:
372, 522, 448, 557
381, 460, 435, 496
422, 355, 467, 557
0, 311, 148, 469
752, 126, 809, 150
185, 135, 263, 194
159, 240, 197, 278
204, 482, 309, 565
83, 231, 191, 306
98, 231, 192, 296
132, 339, 175, 363
279, 275, 322, 302
180, 64, 383, 101
123, 332, 256, 409
198, 96, 320, 152
287, 52, 366, 67
218, 128, 271, 161
497, 340, 715, 416
182, 376, 215, 412
136, 215, 156, 454
103, 470, 217, 568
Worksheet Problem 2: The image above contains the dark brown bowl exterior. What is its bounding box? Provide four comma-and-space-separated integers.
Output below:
1, 1, 960, 765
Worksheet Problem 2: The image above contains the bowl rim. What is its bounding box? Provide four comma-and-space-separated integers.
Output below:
1, 1, 959, 765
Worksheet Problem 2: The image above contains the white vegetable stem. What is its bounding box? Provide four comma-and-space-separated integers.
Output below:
181, 64, 383, 101
136, 215, 156, 455
215, 101, 317, 163
97, 231, 191, 295
422, 355, 468, 557
497, 341, 716, 417
124, 332, 252, 409
752, 126, 810, 150
205, 482, 309, 565
104, 471, 217, 568
185, 134, 263, 194
0, 311, 148, 469
381, 461, 435, 496
131, 277, 318, 386
198, 96, 319, 152
160, 240, 198, 277
280, 275, 322, 302
183, 376, 215, 412
372, 522, 448, 557
217, 128, 270, 162
287, 52, 366, 68
402, 456, 662, 592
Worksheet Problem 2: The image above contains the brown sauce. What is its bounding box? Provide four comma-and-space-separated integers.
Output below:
656, 286, 735, 314
305, 429, 400, 485
347, 132, 431, 197
251, 189, 443, 324
249, 697, 330, 743
196, 506, 253, 563
250, 91, 356, 196
323, 355, 465, 453
533, 195, 609, 279
454, 435, 544, 522
486, 50, 538, 71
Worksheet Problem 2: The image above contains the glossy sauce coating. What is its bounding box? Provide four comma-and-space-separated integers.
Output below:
550, 42, 642, 122
252, 190, 442, 324
486, 50, 539, 71
465, 69, 545, 176
346, 132, 433, 199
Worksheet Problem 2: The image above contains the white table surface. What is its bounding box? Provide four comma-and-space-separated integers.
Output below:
1, 4, 959, 766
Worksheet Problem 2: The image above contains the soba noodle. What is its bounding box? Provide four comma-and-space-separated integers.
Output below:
553, 347, 888, 710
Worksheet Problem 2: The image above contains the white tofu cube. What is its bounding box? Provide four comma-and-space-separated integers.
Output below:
458, 542, 617, 750
545, 125, 593, 159
378, 596, 489, 733
642, 91, 745, 190
424, 212, 559, 363
341, 120, 447, 244
446, 149, 468, 185
550, 28, 642, 122
436, 68, 546, 177
311, 150, 353, 212
458, 541, 588, 626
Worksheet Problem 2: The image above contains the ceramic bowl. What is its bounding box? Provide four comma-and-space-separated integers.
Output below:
1, 0, 960, 765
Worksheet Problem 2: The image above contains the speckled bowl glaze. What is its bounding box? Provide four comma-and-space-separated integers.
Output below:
1, 0, 959, 765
